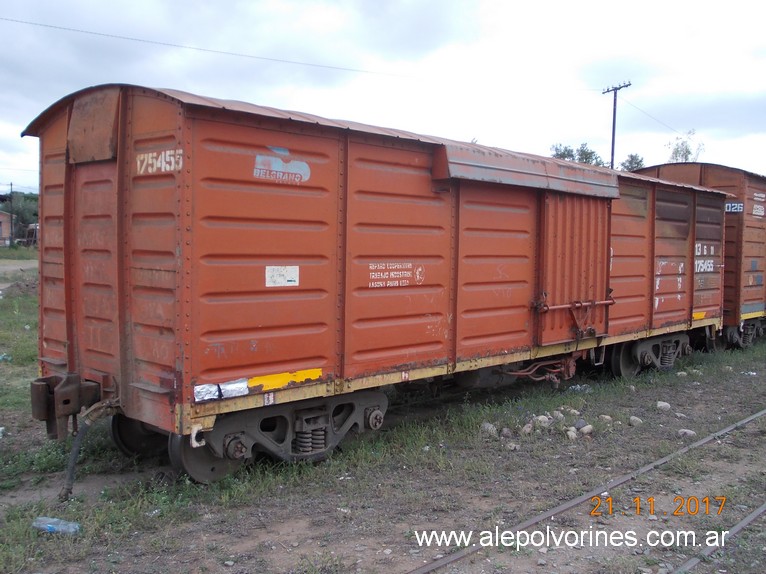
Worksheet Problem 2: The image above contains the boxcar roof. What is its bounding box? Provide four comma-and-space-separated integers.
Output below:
22, 84, 725, 199
642, 162, 766, 182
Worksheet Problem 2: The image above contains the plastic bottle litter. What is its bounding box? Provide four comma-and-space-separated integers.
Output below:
32, 517, 81, 535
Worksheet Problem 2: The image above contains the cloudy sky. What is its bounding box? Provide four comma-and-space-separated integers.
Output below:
2, 0, 764, 195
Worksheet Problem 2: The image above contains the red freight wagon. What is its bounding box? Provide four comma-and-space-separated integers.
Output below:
24, 84, 619, 481
636, 164, 765, 347
606, 173, 725, 375
24, 85, 726, 482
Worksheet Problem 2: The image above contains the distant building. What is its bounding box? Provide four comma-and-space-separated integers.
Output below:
0, 210, 14, 246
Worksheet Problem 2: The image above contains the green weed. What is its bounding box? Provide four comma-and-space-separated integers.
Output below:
0, 293, 38, 364
0, 247, 38, 260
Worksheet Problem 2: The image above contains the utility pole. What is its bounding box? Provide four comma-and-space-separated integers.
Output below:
8, 183, 13, 244
603, 81, 631, 169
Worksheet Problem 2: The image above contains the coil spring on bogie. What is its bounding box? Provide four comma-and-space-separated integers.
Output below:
312, 428, 326, 451
660, 343, 676, 367
295, 430, 313, 453
742, 327, 755, 347
295, 428, 327, 454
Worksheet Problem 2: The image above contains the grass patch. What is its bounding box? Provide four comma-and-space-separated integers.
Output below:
290, 552, 349, 574
0, 247, 38, 260
0, 293, 38, 364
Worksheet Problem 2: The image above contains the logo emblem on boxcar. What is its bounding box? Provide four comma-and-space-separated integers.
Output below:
253, 146, 310, 185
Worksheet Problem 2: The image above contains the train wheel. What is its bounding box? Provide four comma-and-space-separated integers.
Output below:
168, 433, 243, 483
110, 414, 166, 457
610, 343, 641, 378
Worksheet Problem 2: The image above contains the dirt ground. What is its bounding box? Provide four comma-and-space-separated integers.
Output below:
0, 258, 38, 292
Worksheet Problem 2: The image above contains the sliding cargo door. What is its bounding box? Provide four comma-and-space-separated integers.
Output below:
537, 191, 611, 346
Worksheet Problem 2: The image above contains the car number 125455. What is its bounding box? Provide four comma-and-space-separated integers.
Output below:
136, 149, 184, 175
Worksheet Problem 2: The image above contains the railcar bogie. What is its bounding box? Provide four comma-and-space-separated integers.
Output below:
167, 389, 387, 482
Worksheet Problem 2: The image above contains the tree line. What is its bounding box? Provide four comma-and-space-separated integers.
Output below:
551, 130, 703, 170
0, 192, 39, 241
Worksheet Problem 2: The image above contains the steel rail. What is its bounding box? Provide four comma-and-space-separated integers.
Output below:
671, 501, 766, 574
406, 407, 766, 574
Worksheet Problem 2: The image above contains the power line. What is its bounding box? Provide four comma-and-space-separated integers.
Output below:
618, 95, 685, 136
0, 166, 37, 173
0, 16, 405, 78
0, 183, 38, 193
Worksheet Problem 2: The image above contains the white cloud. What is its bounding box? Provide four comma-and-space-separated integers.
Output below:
1, 0, 765, 194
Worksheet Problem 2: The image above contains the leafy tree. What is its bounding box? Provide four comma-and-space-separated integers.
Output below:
552, 143, 646, 171
550, 143, 607, 167
551, 143, 577, 161
0, 192, 38, 237
619, 153, 645, 171
667, 129, 704, 163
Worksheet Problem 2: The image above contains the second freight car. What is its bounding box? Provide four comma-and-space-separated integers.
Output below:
637, 163, 766, 348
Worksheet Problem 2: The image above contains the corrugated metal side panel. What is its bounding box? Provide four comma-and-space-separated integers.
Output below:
38, 110, 70, 370
694, 166, 743, 324
189, 120, 341, 389
652, 189, 693, 328
71, 163, 121, 382
57, 89, 124, 386
741, 173, 766, 318
455, 182, 536, 358
123, 93, 182, 424
608, 182, 652, 335
343, 140, 451, 377
695, 165, 765, 323
693, 193, 725, 320
723, 211, 743, 324
538, 192, 610, 345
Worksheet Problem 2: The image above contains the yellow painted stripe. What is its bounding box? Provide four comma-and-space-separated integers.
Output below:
741, 311, 766, 320
692, 311, 707, 320
247, 368, 323, 391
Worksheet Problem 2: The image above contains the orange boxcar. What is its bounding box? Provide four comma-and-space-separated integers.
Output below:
637, 163, 766, 347
23, 85, 727, 481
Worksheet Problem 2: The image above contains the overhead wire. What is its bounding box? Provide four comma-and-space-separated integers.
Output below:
1, 15, 697, 172
0, 16, 406, 78
618, 94, 685, 135
2, 17, 688, 130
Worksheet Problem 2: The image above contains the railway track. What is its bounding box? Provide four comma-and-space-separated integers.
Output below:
406, 407, 766, 574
